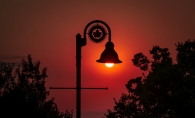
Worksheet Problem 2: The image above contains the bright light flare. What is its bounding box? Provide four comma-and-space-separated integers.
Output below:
105, 63, 114, 68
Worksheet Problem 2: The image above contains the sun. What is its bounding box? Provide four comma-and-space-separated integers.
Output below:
105, 63, 114, 68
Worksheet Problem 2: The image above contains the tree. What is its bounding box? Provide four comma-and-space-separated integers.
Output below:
105, 39, 195, 118
0, 54, 73, 118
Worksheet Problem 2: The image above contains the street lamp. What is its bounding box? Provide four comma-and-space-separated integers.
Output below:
50, 20, 122, 118
79, 20, 122, 65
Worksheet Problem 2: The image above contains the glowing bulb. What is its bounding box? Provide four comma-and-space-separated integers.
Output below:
105, 63, 114, 68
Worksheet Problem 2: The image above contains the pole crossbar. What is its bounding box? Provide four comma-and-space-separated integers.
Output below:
82, 87, 108, 90
49, 87, 108, 90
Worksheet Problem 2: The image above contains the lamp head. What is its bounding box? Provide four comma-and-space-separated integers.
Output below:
96, 42, 122, 64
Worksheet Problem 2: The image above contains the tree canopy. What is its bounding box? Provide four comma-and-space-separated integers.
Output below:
105, 39, 195, 118
0, 55, 73, 118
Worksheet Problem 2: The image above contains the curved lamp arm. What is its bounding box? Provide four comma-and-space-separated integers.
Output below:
82, 20, 112, 46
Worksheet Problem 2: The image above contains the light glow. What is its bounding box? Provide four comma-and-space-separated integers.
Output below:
105, 63, 114, 68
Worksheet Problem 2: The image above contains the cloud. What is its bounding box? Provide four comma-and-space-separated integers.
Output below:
0, 54, 26, 64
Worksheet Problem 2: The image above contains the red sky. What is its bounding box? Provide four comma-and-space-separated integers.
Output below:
1, 0, 195, 118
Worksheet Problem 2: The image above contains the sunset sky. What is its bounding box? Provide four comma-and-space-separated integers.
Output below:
1, 0, 195, 118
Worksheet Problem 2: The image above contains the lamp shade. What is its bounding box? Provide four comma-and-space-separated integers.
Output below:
96, 42, 122, 63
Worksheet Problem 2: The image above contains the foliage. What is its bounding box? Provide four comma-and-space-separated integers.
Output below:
105, 40, 195, 118
0, 54, 73, 118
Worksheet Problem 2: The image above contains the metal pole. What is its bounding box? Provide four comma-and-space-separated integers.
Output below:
76, 33, 82, 118
51, 20, 113, 118
50, 32, 108, 118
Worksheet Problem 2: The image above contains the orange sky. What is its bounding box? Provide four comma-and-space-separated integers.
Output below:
1, 0, 195, 118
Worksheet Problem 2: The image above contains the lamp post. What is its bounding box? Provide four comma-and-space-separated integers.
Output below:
50, 20, 122, 118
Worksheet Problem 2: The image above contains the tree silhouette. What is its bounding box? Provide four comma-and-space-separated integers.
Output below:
0, 55, 73, 118
105, 39, 195, 118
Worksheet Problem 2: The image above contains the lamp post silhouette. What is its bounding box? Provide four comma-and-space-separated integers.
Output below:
50, 20, 122, 118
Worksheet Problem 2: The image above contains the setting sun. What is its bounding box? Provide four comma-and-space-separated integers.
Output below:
105, 63, 114, 68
